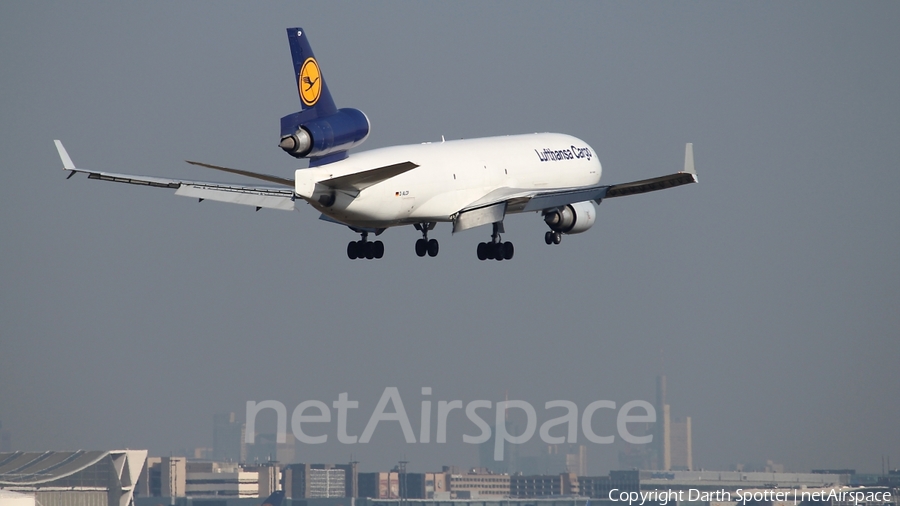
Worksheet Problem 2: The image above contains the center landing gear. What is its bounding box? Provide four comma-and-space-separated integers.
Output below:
477, 222, 514, 261
414, 222, 439, 257
347, 231, 384, 260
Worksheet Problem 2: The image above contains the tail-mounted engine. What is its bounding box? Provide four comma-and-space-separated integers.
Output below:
279, 108, 370, 160
543, 201, 596, 235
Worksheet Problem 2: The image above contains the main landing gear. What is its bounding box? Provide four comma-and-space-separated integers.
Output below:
544, 230, 562, 245
414, 223, 439, 257
347, 231, 384, 260
477, 222, 514, 261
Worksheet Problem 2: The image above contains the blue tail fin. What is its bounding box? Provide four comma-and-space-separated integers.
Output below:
286, 27, 337, 117
279, 27, 370, 166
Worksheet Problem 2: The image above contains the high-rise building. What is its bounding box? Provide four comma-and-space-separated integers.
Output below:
565, 445, 587, 476
669, 417, 692, 471
245, 433, 295, 464
479, 421, 520, 474
161, 457, 186, 497
213, 412, 246, 462
617, 422, 653, 470
655, 376, 669, 470
653, 375, 692, 470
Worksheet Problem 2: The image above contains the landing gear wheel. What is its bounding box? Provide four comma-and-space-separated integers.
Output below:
477, 242, 488, 260
545, 231, 554, 245
503, 241, 514, 260
414, 223, 439, 258
478, 222, 513, 261
347, 229, 385, 260
487, 242, 497, 260
552, 231, 562, 244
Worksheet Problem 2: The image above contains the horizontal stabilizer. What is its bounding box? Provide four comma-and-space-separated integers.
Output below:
185, 160, 294, 187
320, 161, 419, 192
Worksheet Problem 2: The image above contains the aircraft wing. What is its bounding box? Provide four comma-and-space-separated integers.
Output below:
453, 143, 698, 232
55, 141, 296, 211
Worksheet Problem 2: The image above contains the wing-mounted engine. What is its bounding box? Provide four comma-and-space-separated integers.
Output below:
542, 201, 596, 245
279, 108, 370, 160
543, 201, 596, 235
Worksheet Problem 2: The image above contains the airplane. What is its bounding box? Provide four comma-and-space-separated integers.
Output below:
55, 27, 697, 261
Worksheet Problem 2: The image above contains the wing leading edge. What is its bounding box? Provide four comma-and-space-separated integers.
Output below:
453, 143, 698, 232
55, 141, 296, 211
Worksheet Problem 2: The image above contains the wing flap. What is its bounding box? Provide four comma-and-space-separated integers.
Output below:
86, 171, 180, 188
519, 185, 609, 212
452, 202, 507, 233
175, 184, 295, 210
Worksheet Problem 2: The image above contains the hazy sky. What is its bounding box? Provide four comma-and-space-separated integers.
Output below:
1, 2, 898, 475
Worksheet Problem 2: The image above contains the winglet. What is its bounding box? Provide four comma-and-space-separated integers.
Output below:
683, 143, 696, 177
54, 140, 76, 171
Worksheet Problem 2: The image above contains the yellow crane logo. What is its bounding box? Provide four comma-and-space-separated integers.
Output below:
299, 57, 321, 106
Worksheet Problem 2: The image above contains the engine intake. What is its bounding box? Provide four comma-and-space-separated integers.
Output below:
280, 108, 370, 159
543, 201, 596, 235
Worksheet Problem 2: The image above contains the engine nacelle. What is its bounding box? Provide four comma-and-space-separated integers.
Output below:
543, 201, 596, 234
279, 108, 370, 159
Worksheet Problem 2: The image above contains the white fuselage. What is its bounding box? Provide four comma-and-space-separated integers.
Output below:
296, 132, 601, 228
